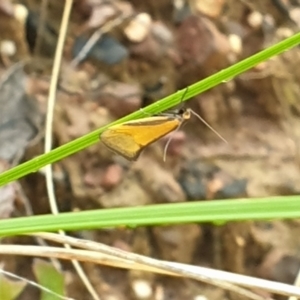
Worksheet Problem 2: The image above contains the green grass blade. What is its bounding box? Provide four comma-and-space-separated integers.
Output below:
0, 195, 300, 237
0, 32, 300, 186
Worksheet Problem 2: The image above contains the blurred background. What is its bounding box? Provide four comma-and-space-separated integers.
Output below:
1, 0, 300, 299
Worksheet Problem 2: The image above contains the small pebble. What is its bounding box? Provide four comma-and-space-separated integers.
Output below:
124, 13, 152, 43
132, 279, 153, 299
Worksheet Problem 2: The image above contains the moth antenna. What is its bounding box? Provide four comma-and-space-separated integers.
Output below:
190, 110, 227, 144
179, 87, 189, 109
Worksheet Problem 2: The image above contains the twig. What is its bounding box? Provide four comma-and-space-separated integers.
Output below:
44, 0, 100, 299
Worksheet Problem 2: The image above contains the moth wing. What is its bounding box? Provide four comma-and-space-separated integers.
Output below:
100, 116, 181, 161
101, 130, 142, 160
